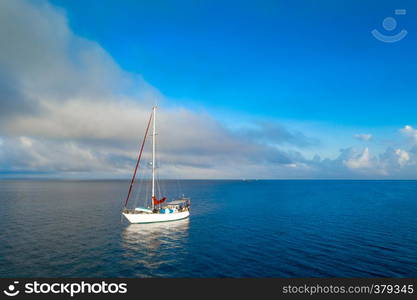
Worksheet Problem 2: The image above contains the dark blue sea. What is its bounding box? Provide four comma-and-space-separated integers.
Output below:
1, 180, 417, 278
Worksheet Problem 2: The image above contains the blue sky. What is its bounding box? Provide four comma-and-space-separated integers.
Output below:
49, 0, 417, 126
1, 0, 417, 178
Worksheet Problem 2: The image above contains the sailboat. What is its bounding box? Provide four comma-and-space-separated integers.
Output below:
122, 106, 190, 224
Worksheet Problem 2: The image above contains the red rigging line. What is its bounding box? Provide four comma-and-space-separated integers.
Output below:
123, 111, 153, 208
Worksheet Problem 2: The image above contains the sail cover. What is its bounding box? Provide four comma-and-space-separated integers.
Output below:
152, 196, 167, 205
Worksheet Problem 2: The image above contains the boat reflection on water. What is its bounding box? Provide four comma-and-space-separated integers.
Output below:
123, 218, 190, 247
121, 219, 190, 276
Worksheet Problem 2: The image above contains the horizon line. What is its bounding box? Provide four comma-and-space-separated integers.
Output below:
1, 178, 417, 181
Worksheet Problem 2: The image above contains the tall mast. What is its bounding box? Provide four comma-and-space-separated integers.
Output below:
151, 106, 156, 210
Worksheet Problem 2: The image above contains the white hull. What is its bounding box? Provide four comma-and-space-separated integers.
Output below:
122, 211, 190, 224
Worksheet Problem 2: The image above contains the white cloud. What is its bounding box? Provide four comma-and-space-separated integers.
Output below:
395, 149, 410, 167
400, 125, 417, 143
343, 147, 374, 169
353, 133, 372, 141
378, 147, 413, 172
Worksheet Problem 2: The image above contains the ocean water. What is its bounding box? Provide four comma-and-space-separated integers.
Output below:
0, 180, 417, 278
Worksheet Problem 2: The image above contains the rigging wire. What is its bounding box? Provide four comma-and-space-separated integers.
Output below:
122, 111, 153, 208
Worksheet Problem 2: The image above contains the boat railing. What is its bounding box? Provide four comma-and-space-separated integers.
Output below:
123, 208, 152, 214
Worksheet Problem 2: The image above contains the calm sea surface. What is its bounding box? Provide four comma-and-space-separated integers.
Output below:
0, 180, 417, 278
